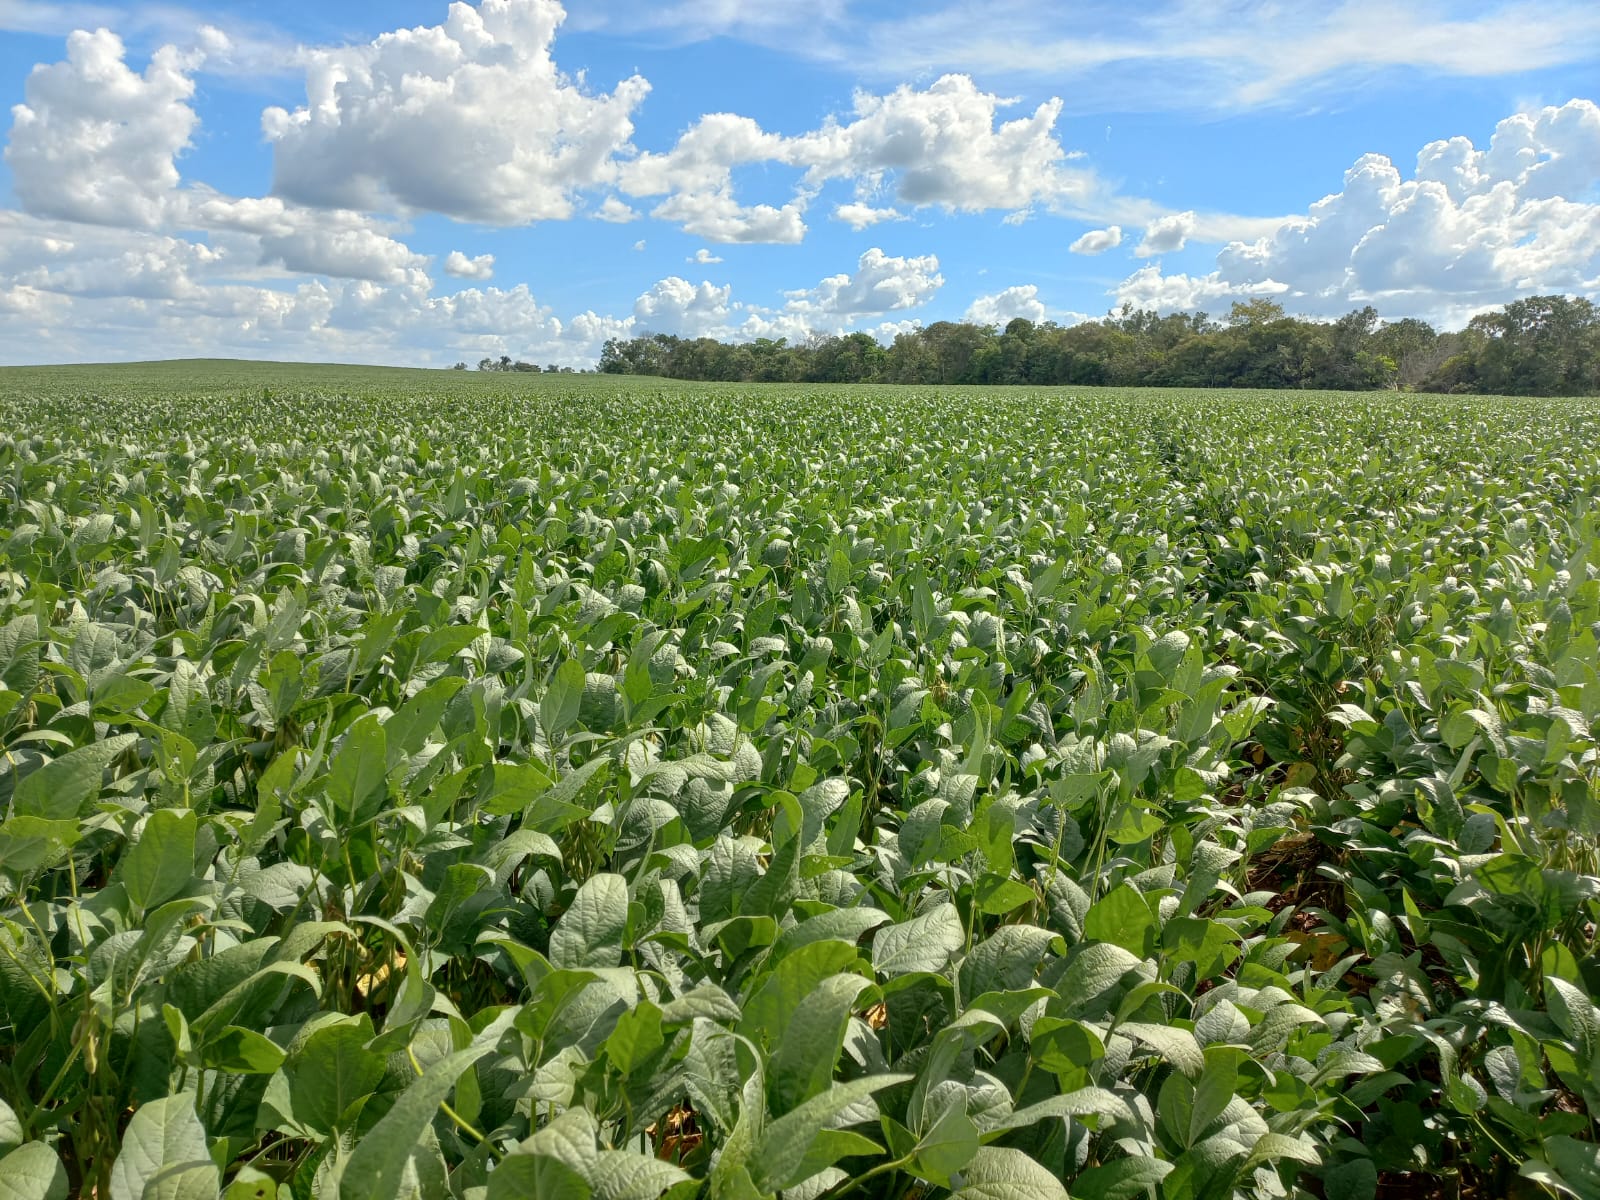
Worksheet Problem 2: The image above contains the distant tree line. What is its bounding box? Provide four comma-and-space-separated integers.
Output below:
468, 355, 581, 374
596, 295, 1600, 395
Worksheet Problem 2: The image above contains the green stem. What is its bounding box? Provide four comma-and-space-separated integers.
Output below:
821, 1154, 913, 1200
406, 1047, 503, 1160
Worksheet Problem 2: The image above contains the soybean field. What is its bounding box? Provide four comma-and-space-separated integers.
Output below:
2, 362, 1599, 1200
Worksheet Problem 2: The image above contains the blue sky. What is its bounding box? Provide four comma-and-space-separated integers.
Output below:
0, 0, 1597, 366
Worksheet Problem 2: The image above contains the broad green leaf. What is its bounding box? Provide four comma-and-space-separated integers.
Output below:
14, 734, 137, 820
605, 1001, 664, 1077
1071, 1156, 1175, 1200
1028, 1017, 1106, 1088
549, 873, 629, 969
202, 1025, 285, 1074
739, 940, 860, 1048
909, 1102, 979, 1188
0, 1143, 69, 1200
1081, 889, 1158, 966
324, 714, 387, 826
1055, 943, 1144, 1018
872, 903, 962, 978
339, 1046, 493, 1200
770, 907, 890, 959
587, 1151, 693, 1200
769, 974, 873, 1113
985, 1088, 1132, 1137
221, 1168, 277, 1200
975, 875, 1035, 916
417, 624, 483, 667
543, 659, 587, 741
949, 1146, 1068, 1200
1118, 1022, 1204, 1077
1245, 1132, 1321, 1169
109, 1092, 217, 1200
1163, 917, 1240, 981
959, 925, 1059, 997
122, 809, 196, 915
273, 1023, 383, 1134
489, 1109, 598, 1200
0, 1101, 19, 1156
1547, 976, 1600, 1058
1190, 1047, 1244, 1146
383, 676, 466, 768
750, 1074, 911, 1193
740, 831, 800, 920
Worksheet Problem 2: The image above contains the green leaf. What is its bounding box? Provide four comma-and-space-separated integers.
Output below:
1547, 976, 1600, 1058
489, 1110, 598, 1200
1245, 1132, 1321, 1170
202, 1025, 285, 1074
985, 1088, 1132, 1137
1029, 1017, 1105, 1087
1190, 1046, 1244, 1146
14, 734, 137, 820
221, 1167, 277, 1200
659, 984, 743, 1026
605, 1001, 664, 1078
739, 940, 859, 1048
0, 816, 79, 877
549, 873, 630, 969
949, 1146, 1068, 1200
1146, 631, 1191, 681
109, 1092, 217, 1200
0, 1101, 19, 1156
1163, 917, 1240, 981
769, 974, 873, 1113
872, 903, 962, 978
161, 660, 214, 747
417, 624, 483, 667
383, 677, 466, 769
587, 1151, 693, 1200
543, 659, 587, 741
960, 925, 1060, 997
1537, 1136, 1600, 1200
324, 714, 387, 826
1071, 1156, 1175, 1200
1056, 943, 1144, 1018
750, 1074, 911, 1193
1118, 1022, 1204, 1077
1081, 889, 1158, 966
975, 875, 1036, 916
339, 1045, 493, 1200
122, 809, 196, 916
741, 831, 800, 920
770, 907, 890, 960
0, 1143, 69, 1200
1321, 1159, 1378, 1200
910, 1103, 979, 1188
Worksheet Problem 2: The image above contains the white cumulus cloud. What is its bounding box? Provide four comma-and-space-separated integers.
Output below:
259, 223, 431, 287
833, 202, 906, 230
5, 29, 199, 228
965, 284, 1046, 326
445, 251, 496, 280
619, 112, 807, 243
593, 196, 639, 223
784, 247, 943, 316
788, 75, 1072, 216
1135, 211, 1196, 257
1115, 99, 1600, 323
688, 248, 723, 264
632, 276, 736, 336
1070, 225, 1123, 255
261, 0, 649, 225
